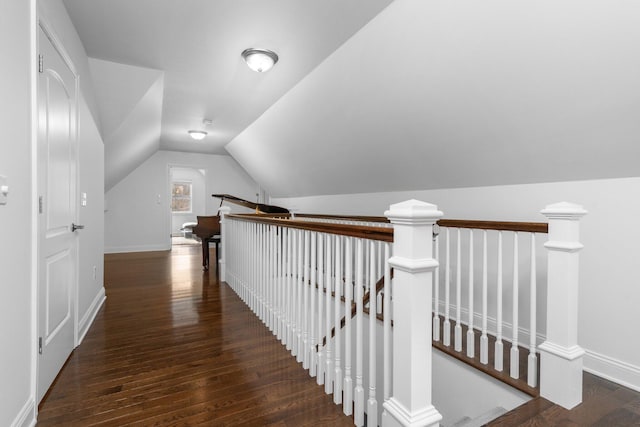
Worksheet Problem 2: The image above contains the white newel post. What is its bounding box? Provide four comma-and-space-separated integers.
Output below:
218, 206, 232, 281
539, 202, 587, 409
382, 200, 443, 427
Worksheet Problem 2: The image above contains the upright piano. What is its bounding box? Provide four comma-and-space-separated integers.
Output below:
192, 194, 289, 271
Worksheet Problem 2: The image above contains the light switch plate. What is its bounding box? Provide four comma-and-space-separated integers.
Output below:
81, 192, 87, 207
0, 175, 7, 205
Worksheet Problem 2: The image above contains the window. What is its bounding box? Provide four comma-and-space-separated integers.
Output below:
171, 181, 192, 213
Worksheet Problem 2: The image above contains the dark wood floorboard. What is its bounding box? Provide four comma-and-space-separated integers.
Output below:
37, 246, 353, 426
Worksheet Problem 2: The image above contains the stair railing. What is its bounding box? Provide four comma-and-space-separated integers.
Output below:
218, 200, 586, 427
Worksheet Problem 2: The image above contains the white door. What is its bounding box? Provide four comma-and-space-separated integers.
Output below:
37, 25, 78, 402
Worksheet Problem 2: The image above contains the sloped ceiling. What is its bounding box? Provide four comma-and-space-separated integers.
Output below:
227, 0, 640, 198
63, 0, 395, 190
89, 59, 164, 190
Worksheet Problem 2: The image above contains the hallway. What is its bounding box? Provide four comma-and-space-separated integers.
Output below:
37, 246, 353, 426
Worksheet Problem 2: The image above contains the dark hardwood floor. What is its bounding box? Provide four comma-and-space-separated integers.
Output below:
37, 245, 640, 426
37, 246, 353, 426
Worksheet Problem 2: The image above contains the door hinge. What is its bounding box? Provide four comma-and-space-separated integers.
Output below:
38, 337, 43, 354
38, 54, 43, 73
38, 196, 43, 214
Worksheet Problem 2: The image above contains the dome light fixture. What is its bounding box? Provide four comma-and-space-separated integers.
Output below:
188, 130, 208, 140
242, 48, 279, 73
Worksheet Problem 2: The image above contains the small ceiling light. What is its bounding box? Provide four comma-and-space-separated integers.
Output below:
242, 48, 279, 73
188, 130, 208, 140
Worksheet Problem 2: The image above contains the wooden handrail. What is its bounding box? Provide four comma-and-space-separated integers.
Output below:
296, 213, 389, 223
227, 214, 394, 243
438, 219, 548, 234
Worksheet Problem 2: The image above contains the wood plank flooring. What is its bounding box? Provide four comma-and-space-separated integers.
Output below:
37, 246, 353, 426
37, 245, 640, 426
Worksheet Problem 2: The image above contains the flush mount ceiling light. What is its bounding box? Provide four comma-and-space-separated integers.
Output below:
188, 130, 208, 140
241, 48, 279, 73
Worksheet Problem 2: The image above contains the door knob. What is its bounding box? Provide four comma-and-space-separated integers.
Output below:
71, 223, 85, 232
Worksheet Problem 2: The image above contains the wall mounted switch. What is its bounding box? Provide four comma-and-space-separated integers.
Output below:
0, 175, 8, 205
81, 192, 87, 207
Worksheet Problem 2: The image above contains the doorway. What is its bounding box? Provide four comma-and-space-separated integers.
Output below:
36, 23, 79, 402
169, 166, 206, 247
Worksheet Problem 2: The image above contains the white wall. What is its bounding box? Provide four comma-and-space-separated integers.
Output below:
105, 150, 259, 253
272, 176, 640, 392
170, 167, 205, 235
0, 1, 35, 425
77, 93, 105, 343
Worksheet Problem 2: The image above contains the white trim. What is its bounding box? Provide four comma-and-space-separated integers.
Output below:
77, 287, 106, 345
584, 350, 640, 393
11, 398, 36, 427
29, 0, 38, 415
104, 244, 171, 254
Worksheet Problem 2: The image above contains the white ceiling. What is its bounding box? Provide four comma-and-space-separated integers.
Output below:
228, 0, 640, 197
63, 0, 394, 158
64, 0, 640, 197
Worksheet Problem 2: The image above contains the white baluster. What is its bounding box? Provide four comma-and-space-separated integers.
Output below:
433, 233, 440, 342
303, 230, 310, 370
455, 228, 462, 352
528, 233, 538, 388
285, 228, 293, 351
296, 229, 304, 360
343, 237, 353, 416
309, 232, 318, 378
325, 234, 334, 394
354, 238, 365, 426
480, 230, 489, 364
367, 240, 378, 427
467, 229, 475, 358
511, 232, 520, 379
383, 242, 391, 411
317, 233, 325, 386
334, 235, 343, 404
444, 228, 451, 347
495, 231, 504, 372
275, 227, 281, 338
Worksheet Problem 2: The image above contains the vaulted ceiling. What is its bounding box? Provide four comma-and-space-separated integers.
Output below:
64, 0, 640, 197
62, 0, 395, 190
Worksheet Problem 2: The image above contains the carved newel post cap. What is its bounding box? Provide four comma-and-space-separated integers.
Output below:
385, 199, 443, 224
541, 202, 587, 219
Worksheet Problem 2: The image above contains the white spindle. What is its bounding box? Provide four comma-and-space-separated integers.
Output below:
285, 227, 292, 348
296, 229, 304, 361
433, 232, 440, 342
309, 232, 318, 378
528, 233, 538, 388
383, 242, 391, 406
354, 238, 364, 427
495, 231, 504, 372
467, 229, 475, 358
480, 230, 489, 364
444, 228, 451, 346
275, 227, 282, 339
511, 232, 520, 379
325, 234, 334, 394
317, 233, 325, 386
334, 236, 343, 404
343, 237, 353, 416
303, 230, 310, 369
367, 241, 378, 427
455, 228, 462, 352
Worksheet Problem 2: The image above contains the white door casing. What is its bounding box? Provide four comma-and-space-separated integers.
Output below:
36, 23, 78, 403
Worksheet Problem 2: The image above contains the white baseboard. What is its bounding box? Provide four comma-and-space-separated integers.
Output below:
77, 287, 106, 345
11, 398, 36, 427
104, 244, 170, 254
584, 350, 640, 392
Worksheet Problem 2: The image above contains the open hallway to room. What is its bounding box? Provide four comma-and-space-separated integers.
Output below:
37, 245, 353, 426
